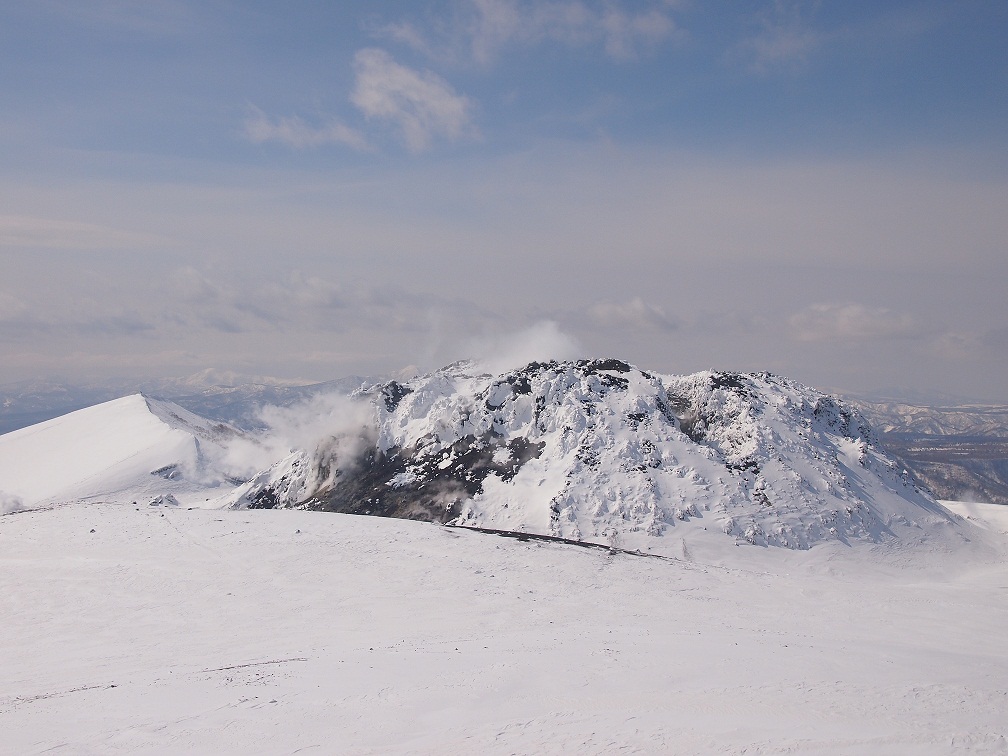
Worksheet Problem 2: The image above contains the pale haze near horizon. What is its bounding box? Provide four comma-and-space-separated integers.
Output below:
1, 1, 1007, 402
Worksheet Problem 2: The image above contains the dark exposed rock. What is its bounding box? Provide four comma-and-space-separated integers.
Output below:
306, 433, 545, 522
248, 488, 282, 510
813, 396, 873, 444
709, 372, 749, 395
379, 381, 412, 412
586, 358, 632, 373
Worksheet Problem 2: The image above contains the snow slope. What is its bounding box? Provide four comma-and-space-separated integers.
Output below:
233, 360, 969, 555
1, 502, 1005, 754
0, 394, 241, 510
943, 500, 1008, 534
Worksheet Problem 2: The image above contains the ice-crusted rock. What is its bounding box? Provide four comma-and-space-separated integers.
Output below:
227, 359, 961, 551
149, 493, 180, 507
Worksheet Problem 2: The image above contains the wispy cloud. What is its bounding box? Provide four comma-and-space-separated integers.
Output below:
378, 20, 442, 61
351, 48, 475, 152
30, 0, 195, 35
244, 107, 371, 151
594, 4, 678, 59
734, 2, 944, 76
465, 320, 583, 374
0, 292, 28, 322
983, 327, 1008, 352
736, 0, 821, 73
588, 297, 676, 332
164, 266, 500, 342
246, 48, 474, 154
379, 0, 679, 65
0, 347, 205, 381
789, 303, 919, 343
937, 326, 1008, 362
0, 215, 162, 251
0, 296, 156, 339
928, 330, 980, 361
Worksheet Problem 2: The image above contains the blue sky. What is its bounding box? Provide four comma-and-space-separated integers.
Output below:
2, 0, 1007, 401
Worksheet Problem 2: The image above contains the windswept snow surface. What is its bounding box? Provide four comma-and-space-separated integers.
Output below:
943, 500, 1008, 535
0, 394, 241, 509
1, 503, 1006, 754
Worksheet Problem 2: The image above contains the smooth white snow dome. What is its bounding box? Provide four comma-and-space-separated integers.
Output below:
0, 394, 243, 508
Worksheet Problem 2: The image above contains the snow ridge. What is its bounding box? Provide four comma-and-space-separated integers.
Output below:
0, 394, 244, 508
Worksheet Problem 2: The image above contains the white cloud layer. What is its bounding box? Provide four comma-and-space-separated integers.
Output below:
738, 0, 821, 72
0, 215, 161, 250
351, 48, 474, 152
384, 0, 678, 64
588, 297, 676, 332
3, 146, 1008, 400
789, 303, 919, 343
244, 108, 370, 151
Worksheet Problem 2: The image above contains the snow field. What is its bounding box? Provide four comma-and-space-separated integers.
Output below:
944, 500, 1008, 535
2, 502, 1007, 754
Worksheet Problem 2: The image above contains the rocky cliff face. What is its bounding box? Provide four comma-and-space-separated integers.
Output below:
229, 359, 961, 551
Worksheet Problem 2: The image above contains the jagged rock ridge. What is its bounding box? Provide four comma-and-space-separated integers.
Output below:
229, 359, 960, 551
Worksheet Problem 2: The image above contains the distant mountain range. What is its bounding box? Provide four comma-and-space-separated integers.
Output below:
0, 372, 377, 434
843, 395, 1008, 437
841, 396, 1008, 504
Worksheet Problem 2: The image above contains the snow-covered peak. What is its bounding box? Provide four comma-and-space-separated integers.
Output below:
233, 359, 964, 553
0, 394, 243, 509
143, 394, 242, 445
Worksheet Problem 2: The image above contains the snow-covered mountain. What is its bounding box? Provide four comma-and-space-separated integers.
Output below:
1, 366, 1002, 753
229, 359, 964, 552
845, 395, 1008, 437
0, 372, 376, 434
0, 394, 244, 512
